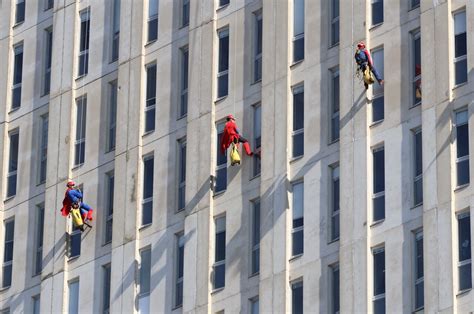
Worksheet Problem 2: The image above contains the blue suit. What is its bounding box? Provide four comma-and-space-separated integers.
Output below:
67, 189, 92, 217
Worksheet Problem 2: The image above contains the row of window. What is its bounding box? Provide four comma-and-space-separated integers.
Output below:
13, 0, 53, 26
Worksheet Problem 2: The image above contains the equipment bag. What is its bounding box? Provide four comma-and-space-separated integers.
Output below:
363, 68, 375, 85
230, 143, 241, 166
71, 207, 84, 229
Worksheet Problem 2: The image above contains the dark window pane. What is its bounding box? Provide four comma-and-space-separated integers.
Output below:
457, 159, 470, 186
455, 59, 468, 85
293, 37, 304, 62
293, 91, 304, 130
218, 35, 229, 72
143, 158, 154, 198
411, 0, 420, 8
13, 50, 23, 85
459, 215, 471, 261
70, 232, 81, 257
8, 134, 19, 173
373, 298, 385, 314
252, 247, 260, 274
142, 201, 153, 225
373, 149, 385, 193
292, 133, 304, 158
253, 202, 260, 246
373, 195, 385, 221
332, 213, 340, 240
215, 231, 226, 261
455, 33, 467, 58
292, 283, 303, 314
175, 281, 183, 307
372, 96, 384, 122
374, 250, 385, 295
182, 0, 189, 26
331, 20, 339, 45
6, 175, 17, 198
456, 124, 469, 158
415, 281, 424, 309
372, 0, 383, 25
416, 236, 424, 279
2, 265, 12, 288
148, 18, 158, 42
74, 142, 85, 165
333, 267, 340, 313
219, 0, 229, 6
217, 73, 228, 98
215, 167, 227, 193
15, 2, 25, 23
12, 87, 21, 109
414, 177, 423, 206
213, 263, 225, 289
292, 230, 304, 256
459, 263, 472, 291
140, 249, 151, 294
78, 53, 89, 76
146, 65, 157, 100
145, 108, 155, 132
415, 131, 423, 175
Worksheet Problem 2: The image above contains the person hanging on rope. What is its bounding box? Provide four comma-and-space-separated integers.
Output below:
220, 114, 257, 157
354, 42, 384, 89
60, 181, 94, 222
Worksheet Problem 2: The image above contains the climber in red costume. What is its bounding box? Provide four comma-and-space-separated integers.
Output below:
60, 181, 94, 221
220, 114, 254, 157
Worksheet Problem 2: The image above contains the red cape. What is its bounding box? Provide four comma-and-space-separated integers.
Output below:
220, 120, 240, 154
60, 188, 73, 216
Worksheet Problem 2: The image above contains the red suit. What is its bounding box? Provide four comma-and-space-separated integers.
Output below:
220, 120, 253, 156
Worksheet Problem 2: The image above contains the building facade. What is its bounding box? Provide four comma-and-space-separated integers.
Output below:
0, 0, 473, 313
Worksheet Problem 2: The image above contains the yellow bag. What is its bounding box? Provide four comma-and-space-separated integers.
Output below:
71, 207, 84, 229
363, 68, 375, 85
230, 143, 241, 166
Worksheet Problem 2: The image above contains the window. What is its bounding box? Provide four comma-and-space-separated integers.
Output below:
253, 104, 261, 176
104, 172, 114, 244
371, 48, 384, 122
413, 128, 423, 206
373, 247, 385, 314
69, 223, 81, 258
458, 212, 471, 291
177, 139, 186, 211
219, 0, 229, 7
32, 295, 40, 314
45, 0, 53, 10
330, 0, 339, 46
373, 146, 385, 222
411, 0, 420, 9
7, 131, 19, 198
68, 280, 80, 314
292, 85, 304, 158
179, 47, 189, 118
38, 114, 48, 184
148, 0, 159, 42
455, 109, 469, 187
250, 297, 259, 314
139, 248, 151, 313
34, 204, 45, 275
107, 81, 117, 151
144, 63, 156, 133
74, 97, 87, 166
175, 233, 184, 307
291, 281, 303, 314
293, 0, 304, 62
15, 0, 25, 24
330, 165, 340, 241
453, 11, 467, 86
78, 8, 90, 77
181, 0, 189, 27
12, 44, 23, 110
414, 230, 423, 312
251, 199, 260, 275
111, 0, 120, 62
330, 264, 340, 314
292, 182, 304, 256
102, 264, 111, 314
253, 11, 262, 82
213, 216, 226, 290
412, 31, 421, 106
330, 68, 340, 141
0, 308, 9, 314
43, 28, 53, 95
215, 122, 227, 193
142, 156, 154, 226
2, 219, 14, 288
217, 28, 229, 98
371, 0, 383, 25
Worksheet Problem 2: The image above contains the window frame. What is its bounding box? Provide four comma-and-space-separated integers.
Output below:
180, 0, 190, 27
250, 199, 261, 276
141, 155, 154, 227
74, 96, 87, 167
371, 47, 384, 123
11, 43, 23, 110
453, 10, 467, 87
179, 46, 189, 118
454, 109, 469, 188
291, 280, 304, 314
291, 181, 304, 257
213, 215, 226, 290
68, 279, 80, 314
413, 229, 424, 312
2, 218, 15, 289
177, 138, 187, 211
38, 113, 49, 184
372, 145, 385, 223
457, 211, 472, 292
329, 164, 340, 242
214, 121, 227, 194
144, 63, 157, 134
174, 232, 185, 308
292, 84, 304, 159
292, 0, 305, 63
15, 0, 25, 25
252, 103, 262, 177
107, 80, 117, 152
253, 10, 263, 83
411, 30, 421, 108
412, 127, 423, 207
371, 0, 384, 27
102, 264, 111, 314
34, 204, 45, 275
330, 67, 340, 142
329, 263, 340, 314
372, 246, 386, 313
6, 130, 19, 199
42, 28, 53, 96
104, 171, 114, 244
77, 8, 91, 77
111, 0, 120, 62
147, 0, 159, 43
217, 27, 230, 99
329, 0, 339, 47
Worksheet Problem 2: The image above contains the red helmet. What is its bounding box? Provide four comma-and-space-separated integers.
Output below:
357, 42, 365, 49
67, 180, 75, 187
226, 114, 235, 121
